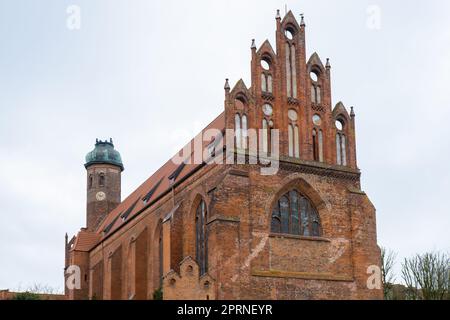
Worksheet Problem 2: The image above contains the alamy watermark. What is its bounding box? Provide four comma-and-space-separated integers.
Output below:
170, 128, 280, 176
66, 265, 81, 290
366, 265, 382, 290
66, 5, 81, 30
366, 5, 382, 30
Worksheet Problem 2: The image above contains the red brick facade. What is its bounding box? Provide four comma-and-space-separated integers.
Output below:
65, 10, 382, 300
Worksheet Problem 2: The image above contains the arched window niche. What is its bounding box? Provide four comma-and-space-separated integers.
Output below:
283, 25, 298, 99
335, 118, 347, 166
310, 69, 322, 104
271, 189, 322, 237
99, 173, 105, 187
260, 56, 273, 94
195, 199, 208, 275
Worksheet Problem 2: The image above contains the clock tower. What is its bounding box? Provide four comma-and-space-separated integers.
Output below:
84, 138, 124, 232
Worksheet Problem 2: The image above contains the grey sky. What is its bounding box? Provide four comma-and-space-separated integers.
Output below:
0, 0, 449, 292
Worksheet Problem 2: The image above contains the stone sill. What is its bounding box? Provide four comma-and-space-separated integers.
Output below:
269, 233, 331, 242
252, 269, 354, 282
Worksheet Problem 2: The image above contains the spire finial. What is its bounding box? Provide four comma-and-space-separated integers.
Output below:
326, 58, 331, 69
350, 106, 355, 118
251, 39, 256, 50
276, 9, 281, 20
224, 78, 230, 91
300, 13, 305, 27
110, 138, 113, 144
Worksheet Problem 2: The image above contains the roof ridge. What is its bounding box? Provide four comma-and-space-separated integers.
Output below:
94, 112, 225, 237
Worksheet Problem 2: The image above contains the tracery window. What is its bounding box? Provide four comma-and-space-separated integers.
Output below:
336, 119, 347, 166
310, 71, 321, 104
271, 190, 321, 237
261, 58, 273, 94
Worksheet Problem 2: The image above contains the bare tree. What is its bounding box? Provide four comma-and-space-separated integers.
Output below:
380, 246, 397, 300
11, 283, 61, 300
26, 283, 60, 295
401, 252, 449, 300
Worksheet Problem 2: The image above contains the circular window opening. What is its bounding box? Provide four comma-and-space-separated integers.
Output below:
170, 278, 176, 286
310, 72, 318, 82
335, 120, 344, 131
288, 109, 298, 121
285, 29, 294, 40
261, 59, 270, 70
312, 114, 322, 126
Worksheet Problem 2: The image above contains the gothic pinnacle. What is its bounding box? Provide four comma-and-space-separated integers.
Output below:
300, 14, 305, 27
224, 78, 230, 91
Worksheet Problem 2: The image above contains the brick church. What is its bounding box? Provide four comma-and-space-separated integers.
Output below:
65, 10, 383, 300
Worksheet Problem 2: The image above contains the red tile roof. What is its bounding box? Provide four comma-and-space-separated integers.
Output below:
95, 112, 225, 240
72, 230, 102, 252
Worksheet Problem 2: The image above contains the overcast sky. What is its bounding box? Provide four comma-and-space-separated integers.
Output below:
0, 0, 449, 292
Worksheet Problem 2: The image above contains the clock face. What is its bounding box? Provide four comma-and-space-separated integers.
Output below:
262, 104, 273, 116
96, 191, 106, 201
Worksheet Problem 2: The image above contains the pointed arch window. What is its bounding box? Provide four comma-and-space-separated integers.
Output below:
267, 75, 273, 93
261, 73, 273, 93
336, 120, 347, 166
235, 113, 248, 150
158, 227, 163, 286
311, 85, 322, 104
285, 42, 297, 98
261, 58, 273, 94
271, 190, 321, 237
312, 129, 324, 162
294, 125, 300, 158
262, 119, 269, 154
288, 125, 294, 157
235, 113, 241, 149
310, 71, 321, 104
318, 130, 324, 161
287, 109, 300, 158
196, 200, 208, 275
241, 114, 248, 149
261, 74, 267, 92
288, 124, 300, 158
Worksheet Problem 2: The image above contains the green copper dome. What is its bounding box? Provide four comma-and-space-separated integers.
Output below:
85, 139, 124, 171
